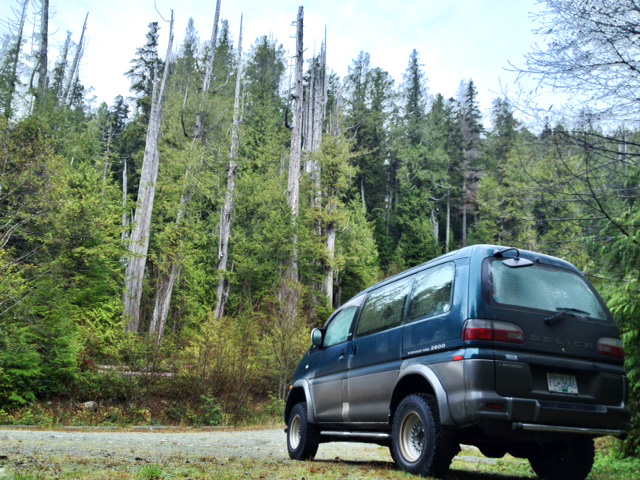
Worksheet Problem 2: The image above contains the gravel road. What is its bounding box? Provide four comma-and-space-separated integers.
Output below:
0, 427, 392, 464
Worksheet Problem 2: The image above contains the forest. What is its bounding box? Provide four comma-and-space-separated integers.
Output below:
0, 0, 639, 457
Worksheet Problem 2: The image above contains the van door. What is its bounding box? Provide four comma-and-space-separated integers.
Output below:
481, 257, 625, 406
402, 262, 459, 358
347, 277, 413, 423
310, 305, 358, 423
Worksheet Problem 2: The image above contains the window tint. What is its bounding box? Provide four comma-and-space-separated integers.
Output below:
490, 260, 608, 322
356, 278, 412, 337
407, 262, 455, 322
323, 306, 357, 347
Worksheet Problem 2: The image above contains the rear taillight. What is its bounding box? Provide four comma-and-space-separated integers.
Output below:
597, 337, 625, 359
462, 319, 494, 341
463, 319, 525, 344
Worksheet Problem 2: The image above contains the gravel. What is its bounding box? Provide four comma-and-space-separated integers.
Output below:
0, 427, 392, 464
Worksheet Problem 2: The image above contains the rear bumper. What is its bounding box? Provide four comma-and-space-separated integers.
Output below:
460, 358, 631, 437
512, 422, 626, 438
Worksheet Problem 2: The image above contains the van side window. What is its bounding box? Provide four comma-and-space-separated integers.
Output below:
356, 278, 412, 337
407, 262, 455, 322
323, 306, 358, 347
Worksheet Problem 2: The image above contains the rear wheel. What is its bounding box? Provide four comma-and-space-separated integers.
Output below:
528, 437, 595, 480
287, 402, 319, 460
391, 394, 459, 478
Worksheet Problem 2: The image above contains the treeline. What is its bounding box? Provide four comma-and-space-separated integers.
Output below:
0, 0, 638, 450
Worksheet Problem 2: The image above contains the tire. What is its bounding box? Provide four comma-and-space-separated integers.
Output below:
287, 402, 319, 461
391, 394, 459, 478
528, 437, 595, 480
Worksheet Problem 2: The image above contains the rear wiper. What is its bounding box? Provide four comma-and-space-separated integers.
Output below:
544, 307, 589, 325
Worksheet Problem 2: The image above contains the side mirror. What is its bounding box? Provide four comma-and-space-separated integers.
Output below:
311, 328, 324, 347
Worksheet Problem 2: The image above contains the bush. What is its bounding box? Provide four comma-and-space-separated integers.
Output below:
199, 395, 223, 426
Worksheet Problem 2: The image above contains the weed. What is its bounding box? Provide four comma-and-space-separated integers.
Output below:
137, 465, 164, 479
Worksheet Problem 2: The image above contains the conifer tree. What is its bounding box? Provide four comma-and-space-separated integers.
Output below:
457, 79, 484, 246
125, 22, 161, 122
394, 49, 440, 268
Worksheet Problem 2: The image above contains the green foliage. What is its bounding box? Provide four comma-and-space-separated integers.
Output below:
137, 465, 165, 480
336, 200, 382, 302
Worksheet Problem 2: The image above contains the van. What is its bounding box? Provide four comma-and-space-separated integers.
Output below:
284, 245, 630, 479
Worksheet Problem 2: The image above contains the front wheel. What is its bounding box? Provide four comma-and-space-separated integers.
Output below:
287, 402, 319, 460
528, 437, 595, 480
391, 394, 459, 478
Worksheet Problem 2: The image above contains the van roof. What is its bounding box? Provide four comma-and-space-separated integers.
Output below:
352, 244, 582, 300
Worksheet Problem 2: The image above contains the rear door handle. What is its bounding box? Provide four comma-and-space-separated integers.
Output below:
351, 345, 358, 356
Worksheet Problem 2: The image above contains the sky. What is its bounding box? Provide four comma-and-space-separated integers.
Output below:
0, 0, 550, 119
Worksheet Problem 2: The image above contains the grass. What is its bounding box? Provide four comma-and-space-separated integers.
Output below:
2, 448, 638, 480
0, 435, 638, 479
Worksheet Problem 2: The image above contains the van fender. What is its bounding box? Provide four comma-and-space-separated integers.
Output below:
394, 363, 455, 426
286, 379, 317, 424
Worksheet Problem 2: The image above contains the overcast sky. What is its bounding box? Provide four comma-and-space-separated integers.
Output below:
1, 0, 549, 117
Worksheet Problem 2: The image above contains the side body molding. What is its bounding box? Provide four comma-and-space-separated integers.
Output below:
395, 363, 455, 426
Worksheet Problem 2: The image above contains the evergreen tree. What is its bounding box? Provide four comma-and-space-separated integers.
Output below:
393, 49, 440, 268
125, 21, 161, 121
457, 79, 484, 246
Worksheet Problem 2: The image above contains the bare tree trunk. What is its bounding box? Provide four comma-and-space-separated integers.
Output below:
462, 178, 467, 247
324, 200, 336, 308
310, 40, 326, 211
63, 12, 88, 106
281, 6, 304, 328
303, 51, 314, 158
286, 5, 304, 278
214, 14, 243, 320
35, 0, 49, 100
149, 256, 180, 339
122, 11, 174, 333
431, 208, 439, 246
195, 0, 221, 141
3, 0, 29, 118
122, 159, 129, 243
445, 190, 451, 252
56, 31, 71, 102
101, 125, 114, 195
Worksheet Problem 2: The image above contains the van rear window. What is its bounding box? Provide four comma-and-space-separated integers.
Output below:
488, 260, 609, 322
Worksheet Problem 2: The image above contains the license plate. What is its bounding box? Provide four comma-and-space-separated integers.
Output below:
547, 373, 578, 395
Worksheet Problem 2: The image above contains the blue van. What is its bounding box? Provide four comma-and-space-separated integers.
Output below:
284, 245, 629, 479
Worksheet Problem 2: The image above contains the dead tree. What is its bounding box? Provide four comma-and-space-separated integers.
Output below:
32, 0, 48, 105
195, 0, 222, 141
121, 159, 129, 243
311, 39, 327, 209
287, 5, 304, 258
63, 12, 88, 106
280, 5, 304, 335
213, 14, 244, 320
55, 32, 71, 103
123, 10, 174, 333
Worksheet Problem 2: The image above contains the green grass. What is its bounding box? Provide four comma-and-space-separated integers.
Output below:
0, 446, 638, 479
